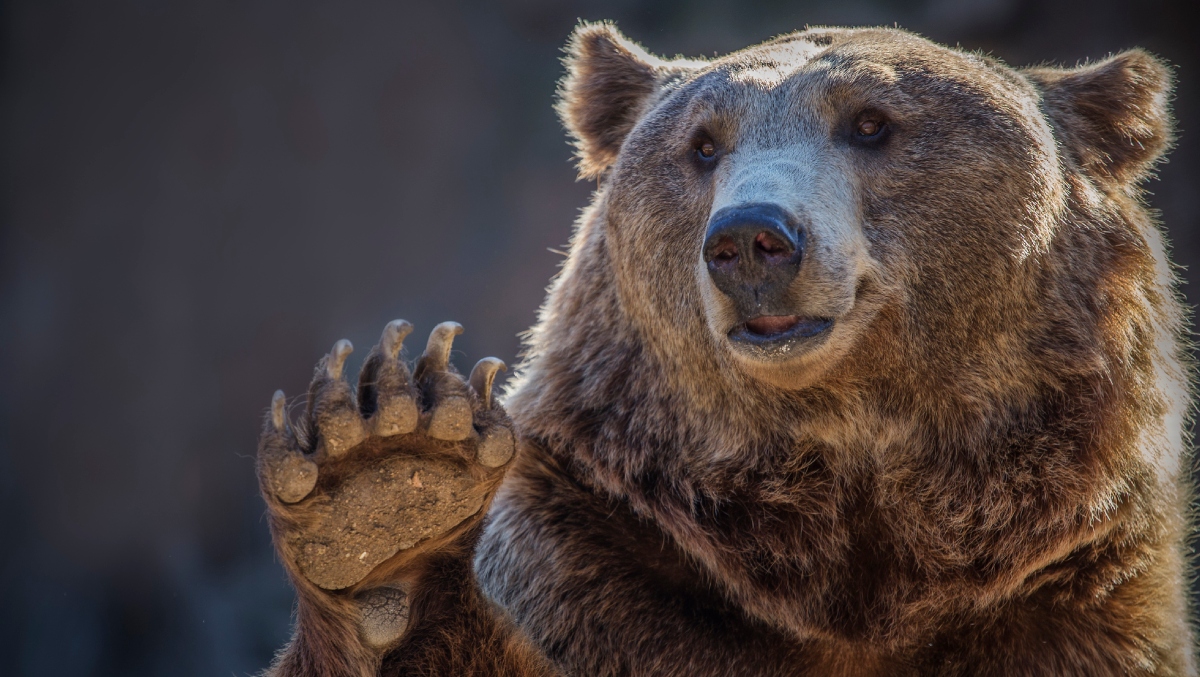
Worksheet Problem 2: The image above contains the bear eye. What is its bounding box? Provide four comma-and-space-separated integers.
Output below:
853, 114, 889, 144
692, 134, 720, 167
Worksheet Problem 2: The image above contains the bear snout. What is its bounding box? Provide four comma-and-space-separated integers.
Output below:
701, 203, 846, 361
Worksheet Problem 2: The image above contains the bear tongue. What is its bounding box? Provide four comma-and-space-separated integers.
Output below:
745, 315, 801, 336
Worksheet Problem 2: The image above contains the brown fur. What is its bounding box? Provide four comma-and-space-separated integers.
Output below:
261, 23, 1194, 676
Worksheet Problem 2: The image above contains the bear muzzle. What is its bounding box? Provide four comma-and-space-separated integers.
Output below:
703, 203, 834, 359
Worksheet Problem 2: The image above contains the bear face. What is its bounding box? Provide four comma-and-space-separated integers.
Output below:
558, 25, 1173, 395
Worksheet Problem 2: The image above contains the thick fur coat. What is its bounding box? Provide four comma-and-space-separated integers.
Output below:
258, 23, 1193, 677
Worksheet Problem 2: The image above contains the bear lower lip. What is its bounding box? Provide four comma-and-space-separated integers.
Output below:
728, 316, 833, 360
746, 315, 802, 336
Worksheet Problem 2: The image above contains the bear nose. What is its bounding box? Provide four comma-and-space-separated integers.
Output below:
702, 203, 805, 300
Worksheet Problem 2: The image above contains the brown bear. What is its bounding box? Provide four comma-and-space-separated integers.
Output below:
256, 22, 1193, 676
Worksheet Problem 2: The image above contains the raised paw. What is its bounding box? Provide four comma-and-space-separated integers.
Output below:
257, 321, 517, 591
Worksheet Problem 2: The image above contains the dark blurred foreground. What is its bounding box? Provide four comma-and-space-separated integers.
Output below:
0, 1, 1196, 674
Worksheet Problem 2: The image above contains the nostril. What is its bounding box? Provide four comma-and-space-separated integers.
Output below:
708, 238, 739, 270
754, 231, 791, 259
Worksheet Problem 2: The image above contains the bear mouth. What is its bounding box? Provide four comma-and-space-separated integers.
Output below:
727, 315, 833, 360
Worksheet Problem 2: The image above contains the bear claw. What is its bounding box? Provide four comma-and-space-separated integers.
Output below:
380, 319, 413, 359
415, 321, 463, 379
470, 357, 506, 409
271, 389, 287, 431
326, 338, 354, 379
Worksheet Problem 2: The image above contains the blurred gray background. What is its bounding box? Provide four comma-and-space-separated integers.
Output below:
0, 0, 1195, 674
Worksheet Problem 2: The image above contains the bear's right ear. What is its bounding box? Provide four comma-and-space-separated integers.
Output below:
557, 22, 677, 179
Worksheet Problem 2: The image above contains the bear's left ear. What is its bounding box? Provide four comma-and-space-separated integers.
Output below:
557, 22, 693, 179
1026, 50, 1174, 187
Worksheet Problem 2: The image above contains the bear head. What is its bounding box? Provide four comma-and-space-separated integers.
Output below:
552, 22, 1174, 399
